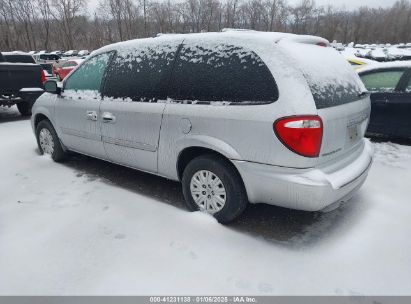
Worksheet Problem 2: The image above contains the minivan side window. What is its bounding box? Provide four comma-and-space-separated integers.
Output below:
360, 70, 405, 93
103, 43, 180, 101
64, 52, 113, 92
168, 43, 278, 103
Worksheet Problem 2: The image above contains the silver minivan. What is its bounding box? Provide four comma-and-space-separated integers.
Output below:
32, 31, 373, 223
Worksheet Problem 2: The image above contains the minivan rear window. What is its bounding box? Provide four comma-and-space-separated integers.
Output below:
280, 42, 365, 109
168, 42, 278, 104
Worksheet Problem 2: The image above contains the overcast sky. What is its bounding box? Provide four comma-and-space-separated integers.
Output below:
87, 0, 400, 10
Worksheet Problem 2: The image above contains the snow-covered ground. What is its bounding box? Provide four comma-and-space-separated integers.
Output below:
1, 106, 411, 295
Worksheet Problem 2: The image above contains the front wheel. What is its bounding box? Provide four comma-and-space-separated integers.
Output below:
36, 120, 67, 162
182, 154, 248, 223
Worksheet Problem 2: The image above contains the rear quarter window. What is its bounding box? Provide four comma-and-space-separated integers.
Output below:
168, 42, 278, 104
279, 42, 365, 109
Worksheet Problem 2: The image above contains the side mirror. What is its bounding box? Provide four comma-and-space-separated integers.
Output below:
44, 80, 60, 94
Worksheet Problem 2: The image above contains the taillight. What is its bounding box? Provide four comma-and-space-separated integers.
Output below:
273, 115, 323, 158
40, 69, 46, 84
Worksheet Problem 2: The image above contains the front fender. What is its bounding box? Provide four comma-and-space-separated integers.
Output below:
31, 94, 58, 135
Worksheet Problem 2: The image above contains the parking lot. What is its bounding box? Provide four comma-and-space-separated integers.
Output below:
1, 105, 411, 295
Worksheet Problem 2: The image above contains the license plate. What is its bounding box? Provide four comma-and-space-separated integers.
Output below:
348, 124, 359, 142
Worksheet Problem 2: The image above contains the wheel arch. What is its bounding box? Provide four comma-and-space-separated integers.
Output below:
172, 135, 243, 181
33, 113, 50, 129
176, 146, 243, 184
32, 111, 67, 151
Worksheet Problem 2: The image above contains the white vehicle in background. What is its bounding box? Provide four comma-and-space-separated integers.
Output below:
63, 50, 78, 57
50, 50, 63, 56
367, 48, 387, 62
78, 50, 90, 56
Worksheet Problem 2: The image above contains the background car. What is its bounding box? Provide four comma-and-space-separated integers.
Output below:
0, 52, 45, 116
63, 50, 78, 57
33, 53, 61, 81
54, 59, 83, 80
358, 62, 411, 139
346, 57, 378, 70
78, 50, 90, 56
33, 53, 61, 63
2, 51, 36, 64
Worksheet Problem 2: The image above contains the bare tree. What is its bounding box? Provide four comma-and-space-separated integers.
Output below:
37, 0, 53, 50
2, 0, 411, 52
50, 0, 85, 49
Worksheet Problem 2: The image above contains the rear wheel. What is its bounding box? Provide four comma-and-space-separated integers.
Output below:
36, 120, 67, 162
182, 154, 248, 223
17, 100, 34, 116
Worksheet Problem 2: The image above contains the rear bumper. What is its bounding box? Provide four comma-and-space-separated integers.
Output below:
233, 139, 373, 211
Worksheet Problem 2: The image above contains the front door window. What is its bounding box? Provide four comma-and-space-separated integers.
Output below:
64, 52, 113, 93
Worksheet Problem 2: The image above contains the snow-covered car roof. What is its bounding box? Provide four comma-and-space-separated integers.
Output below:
93, 30, 329, 56
356, 60, 411, 74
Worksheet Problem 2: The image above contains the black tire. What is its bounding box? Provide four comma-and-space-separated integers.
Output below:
17, 100, 34, 116
35, 120, 67, 162
182, 154, 248, 223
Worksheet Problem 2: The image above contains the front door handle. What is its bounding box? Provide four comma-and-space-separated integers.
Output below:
86, 110, 98, 121
102, 112, 116, 123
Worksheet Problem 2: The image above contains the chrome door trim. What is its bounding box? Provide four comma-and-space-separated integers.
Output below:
61, 127, 101, 141
102, 136, 157, 152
